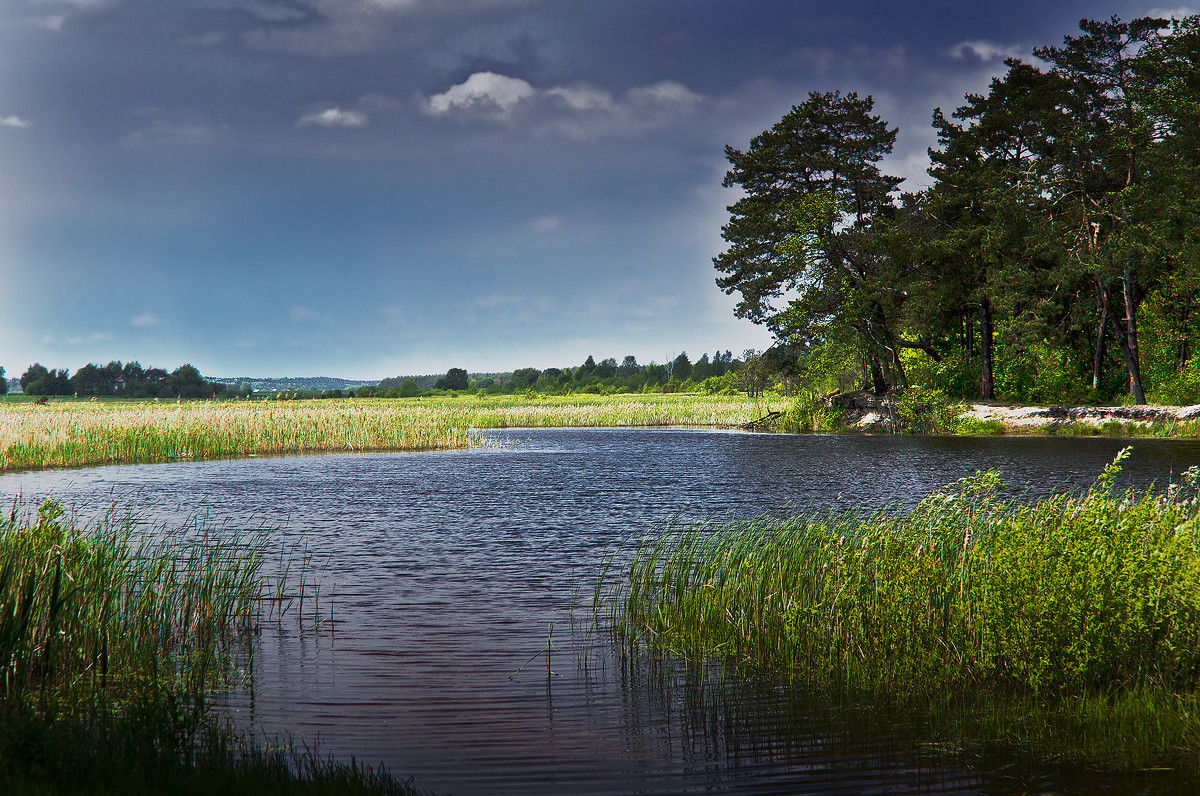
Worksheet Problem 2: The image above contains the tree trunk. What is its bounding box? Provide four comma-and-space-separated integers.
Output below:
869, 351, 888, 396
1092, 287, 1107, 392
1180, 290, 1192, 370
979, 295, 995, 400
1122, 260, 1140, 395
1098, 277, 1147, 404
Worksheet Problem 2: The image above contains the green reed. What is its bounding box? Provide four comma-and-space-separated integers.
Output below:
0, 394, 760, 473
603, 450, 1200, 766
0, 500, 423, 794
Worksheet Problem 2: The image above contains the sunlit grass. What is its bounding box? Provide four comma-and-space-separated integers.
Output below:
602, 450, 1200, 768
0, 394, 764, 473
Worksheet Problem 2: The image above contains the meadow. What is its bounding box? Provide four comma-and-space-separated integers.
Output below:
601, 450, 1200, 769
0, 394, 764, 473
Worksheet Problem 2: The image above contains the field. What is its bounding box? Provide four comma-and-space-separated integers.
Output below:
0, 394, 766, 473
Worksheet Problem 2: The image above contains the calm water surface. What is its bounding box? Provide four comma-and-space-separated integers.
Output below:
3, 429, 1200, 795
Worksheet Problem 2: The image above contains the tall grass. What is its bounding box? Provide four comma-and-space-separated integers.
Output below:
0, 399, 470, 472
441, 393, 759, 429
0, 394, 762, 473
0, 500, 423, 794
603, 450, 1200, 767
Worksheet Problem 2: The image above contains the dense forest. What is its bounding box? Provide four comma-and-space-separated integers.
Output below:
715, 15, 1200, 406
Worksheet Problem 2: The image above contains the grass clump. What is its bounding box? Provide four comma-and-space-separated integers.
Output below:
604, 449, 1200, 768
0, 499, 423, 795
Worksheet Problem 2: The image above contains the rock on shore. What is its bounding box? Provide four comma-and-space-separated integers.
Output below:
826, 390, 1200, 432
962, 402, 1200, 431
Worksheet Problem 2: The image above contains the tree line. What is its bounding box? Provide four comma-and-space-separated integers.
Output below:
15, 362, 228, 399
3, 349, 761, 401
716, 14, 1200, 405
370, 351, 745, 397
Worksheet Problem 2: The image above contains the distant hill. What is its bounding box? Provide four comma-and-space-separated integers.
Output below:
205, 376, 380, 393
207, 371, 514, 393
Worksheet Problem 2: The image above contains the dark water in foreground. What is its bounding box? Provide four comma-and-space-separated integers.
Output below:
3, 429, 1200, 794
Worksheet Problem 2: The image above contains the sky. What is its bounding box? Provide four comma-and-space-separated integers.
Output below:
0, 0, 1194, 380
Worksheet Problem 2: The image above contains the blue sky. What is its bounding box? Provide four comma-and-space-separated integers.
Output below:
0, 0, 1192, 379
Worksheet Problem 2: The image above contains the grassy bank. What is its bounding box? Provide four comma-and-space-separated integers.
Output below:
602, 450, 1200, 769
0, 500, 421, 794
0, 394, 762, 473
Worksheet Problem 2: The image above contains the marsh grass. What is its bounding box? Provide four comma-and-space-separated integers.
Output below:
603, 450, 1200, 768
0, 394, 760, 473
434, 393, 760, 429
0, 500, 422, 794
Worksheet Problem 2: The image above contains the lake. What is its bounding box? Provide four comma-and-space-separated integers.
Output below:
3, 428, 1199, 794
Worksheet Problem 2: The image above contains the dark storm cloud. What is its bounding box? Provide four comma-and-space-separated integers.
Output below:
1, 0, 1190, 377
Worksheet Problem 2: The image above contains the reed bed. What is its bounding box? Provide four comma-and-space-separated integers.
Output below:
0, 399, 470, 472
0, 394, 763, 473
0, 499, 422, 794
603, 450, 1200, 767
441, 393, 760, 429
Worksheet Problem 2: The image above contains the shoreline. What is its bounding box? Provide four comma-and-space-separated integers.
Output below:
825, 390, 1200, 434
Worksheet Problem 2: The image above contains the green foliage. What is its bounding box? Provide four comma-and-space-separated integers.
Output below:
991, 343, 1088, 404
890, 386, 960, 434
710, 14, 1200, 406
434, 367, 469, 392
955, 416, 1006, 435
777, 391, 847, 432
605, 451, 1200, 765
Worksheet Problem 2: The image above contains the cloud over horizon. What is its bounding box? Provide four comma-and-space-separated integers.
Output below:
0, 0, 1180, 379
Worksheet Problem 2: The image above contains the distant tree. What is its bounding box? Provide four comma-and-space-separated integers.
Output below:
594, 357, 618, 378
643, 363, 669, 385
739, 350, 770, 397
70, 364, 103, 396
509, 367, 541, 389
21, 364, 72, 396
671, 352, 692, 381
579, 355, 597, 376
159, 364, 213, 399
399, 379, 419, 397
619, 356, 640, 377
435, 367, 469, 391
0, 366, 6, 395
20, 364, 48, 393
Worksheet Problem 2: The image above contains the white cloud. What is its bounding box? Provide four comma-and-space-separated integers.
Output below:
545, 84, 617, 113
130, 311, 161, 327
422, 72, 536, 120
296, 107, 369, 128
420, 73, 704, 138
475, 294, 521, 309
88, 332, 114, 343
948, 40, 1026, 62
289, 305, 332, 323
184, 31, 229, 47
118, 109, 228, 148
0, 116, 31, 129
1149, 7, 1197, 20
225, 0, 307, 22
529, 215, 561, 234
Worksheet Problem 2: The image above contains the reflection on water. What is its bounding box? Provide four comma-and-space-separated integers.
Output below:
2, 429, 1199, 794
